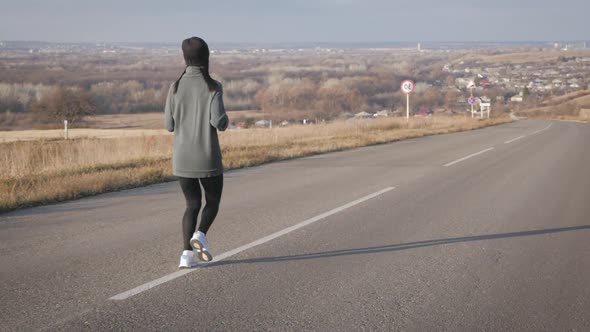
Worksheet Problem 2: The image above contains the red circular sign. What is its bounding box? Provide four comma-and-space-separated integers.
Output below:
401, 80, 415, 94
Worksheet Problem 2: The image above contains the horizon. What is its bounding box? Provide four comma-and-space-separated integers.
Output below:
2, 39, 586, 48
1, 1, 588, 44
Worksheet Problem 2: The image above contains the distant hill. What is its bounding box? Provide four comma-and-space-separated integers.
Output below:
520, 90, 590, 119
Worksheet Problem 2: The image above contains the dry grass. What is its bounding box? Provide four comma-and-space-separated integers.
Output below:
520, 91, 590, 122
0, 116, 511, 212
524, 114, 590, 123
79, 110, 264, 129
540, 91, 590, 106
0, 128, 169, 142
453, 49, 590, 65
0, 110, 265, 132
80, 113, 166, 129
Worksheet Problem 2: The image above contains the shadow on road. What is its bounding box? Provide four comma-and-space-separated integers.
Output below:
206, 225, 590, 267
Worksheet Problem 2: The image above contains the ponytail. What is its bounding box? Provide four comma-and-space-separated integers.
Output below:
173, 65, 219, 94
200, 64, 219, 92
173, 69, 186, 94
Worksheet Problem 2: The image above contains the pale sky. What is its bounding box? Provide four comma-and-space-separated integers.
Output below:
0, 0, 588, 43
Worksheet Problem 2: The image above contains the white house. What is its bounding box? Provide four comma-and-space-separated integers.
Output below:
373, 110, 390, 118
255, 120, 271, 127
354, 111, 373, 119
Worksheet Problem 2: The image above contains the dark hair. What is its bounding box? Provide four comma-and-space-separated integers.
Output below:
173, 36, 218, 94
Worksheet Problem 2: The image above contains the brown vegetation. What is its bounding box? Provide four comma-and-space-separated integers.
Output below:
519, 91, 590, 120
0, 117, 511, 212
0, 48, 477, 130
453, 49, 590, 65
28, 86, 97, 125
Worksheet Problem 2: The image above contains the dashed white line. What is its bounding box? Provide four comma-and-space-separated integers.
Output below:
444, 147, 495, 167
109, 122, 555, 300
110, 186, 395, 301
530, 123, 552, 135
504, 135, 526, 144
504, 122, 553, 144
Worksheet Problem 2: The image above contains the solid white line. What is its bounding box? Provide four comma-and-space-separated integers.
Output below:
504, 135, 526, 144
443, 147, 495, 167
110, 186, 395, 301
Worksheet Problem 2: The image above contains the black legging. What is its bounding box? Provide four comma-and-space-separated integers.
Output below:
178, 175, 223, 251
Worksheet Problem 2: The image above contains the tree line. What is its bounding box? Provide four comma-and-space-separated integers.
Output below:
0, 49, 511, 127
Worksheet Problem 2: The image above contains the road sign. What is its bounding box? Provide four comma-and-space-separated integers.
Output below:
400, 80, 415, 94
400, 80, 415, 121
468, 97, 476, 105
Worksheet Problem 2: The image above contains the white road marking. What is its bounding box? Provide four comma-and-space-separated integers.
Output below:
110, 186, 395, 301
504, 135, 526, 144
530, 123, 552, 135
443, 147, 495, 167
504, 122, 553, 144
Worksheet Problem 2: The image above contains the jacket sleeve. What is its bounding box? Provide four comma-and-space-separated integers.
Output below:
210, 83, 228, 131
164, 84, 175, 132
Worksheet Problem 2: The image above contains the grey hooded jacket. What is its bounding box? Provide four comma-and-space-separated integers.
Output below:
164, 66, 228, 178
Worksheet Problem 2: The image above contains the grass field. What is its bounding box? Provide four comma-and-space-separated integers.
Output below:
0, 116, 512, 213
0, 110, 265, 142
0, 128, 169, 142
79, 110, 264, 129
518, 92, 590, 122
539, 91, 590, 106
0, 110, 265, 132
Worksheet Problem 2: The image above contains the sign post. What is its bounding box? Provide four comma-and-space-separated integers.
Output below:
400, 80, 415, 121
480, 102, 491, 119
468, 96, 476, 118
467, 81, 476, 118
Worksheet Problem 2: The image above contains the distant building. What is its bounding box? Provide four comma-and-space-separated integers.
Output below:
415, 108, 433, 117
255, 120, 271, 127
510, 95, 523, 103
478, 74, 491, 87
354, 111, 373, 119
373, 110, 390, 118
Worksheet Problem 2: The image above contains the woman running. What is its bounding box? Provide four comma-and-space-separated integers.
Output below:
164, 36, 228, 269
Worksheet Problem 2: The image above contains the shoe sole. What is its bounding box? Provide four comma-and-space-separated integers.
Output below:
190, 238, 213, 262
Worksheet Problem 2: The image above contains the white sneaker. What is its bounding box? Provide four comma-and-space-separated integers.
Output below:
178, 250, 196, 269
190, 231, 212, 262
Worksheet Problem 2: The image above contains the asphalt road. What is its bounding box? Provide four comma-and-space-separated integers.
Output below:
1, 119, 589, 331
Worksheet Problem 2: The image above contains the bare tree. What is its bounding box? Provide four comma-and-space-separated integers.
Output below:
30, 87, 96, 125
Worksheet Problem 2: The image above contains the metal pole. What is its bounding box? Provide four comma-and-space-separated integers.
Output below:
470, 89, 474, 118
406, 93, 410, 121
